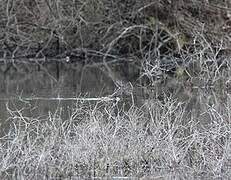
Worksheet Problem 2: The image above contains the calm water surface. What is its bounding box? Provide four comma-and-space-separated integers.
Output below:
0, 62, 230, 137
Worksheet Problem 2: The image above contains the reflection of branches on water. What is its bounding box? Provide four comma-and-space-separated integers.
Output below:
35, 61, 58, 83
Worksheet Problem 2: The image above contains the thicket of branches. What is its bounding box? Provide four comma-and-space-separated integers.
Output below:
0, 0, 231, 62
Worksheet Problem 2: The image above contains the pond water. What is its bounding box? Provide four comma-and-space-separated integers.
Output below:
0, 61, 230, 137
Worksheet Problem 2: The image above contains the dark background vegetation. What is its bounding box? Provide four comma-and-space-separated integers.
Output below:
1, 0, 231, 64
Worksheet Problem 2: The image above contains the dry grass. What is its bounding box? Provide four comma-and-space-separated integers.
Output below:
0, 90, 230, 179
